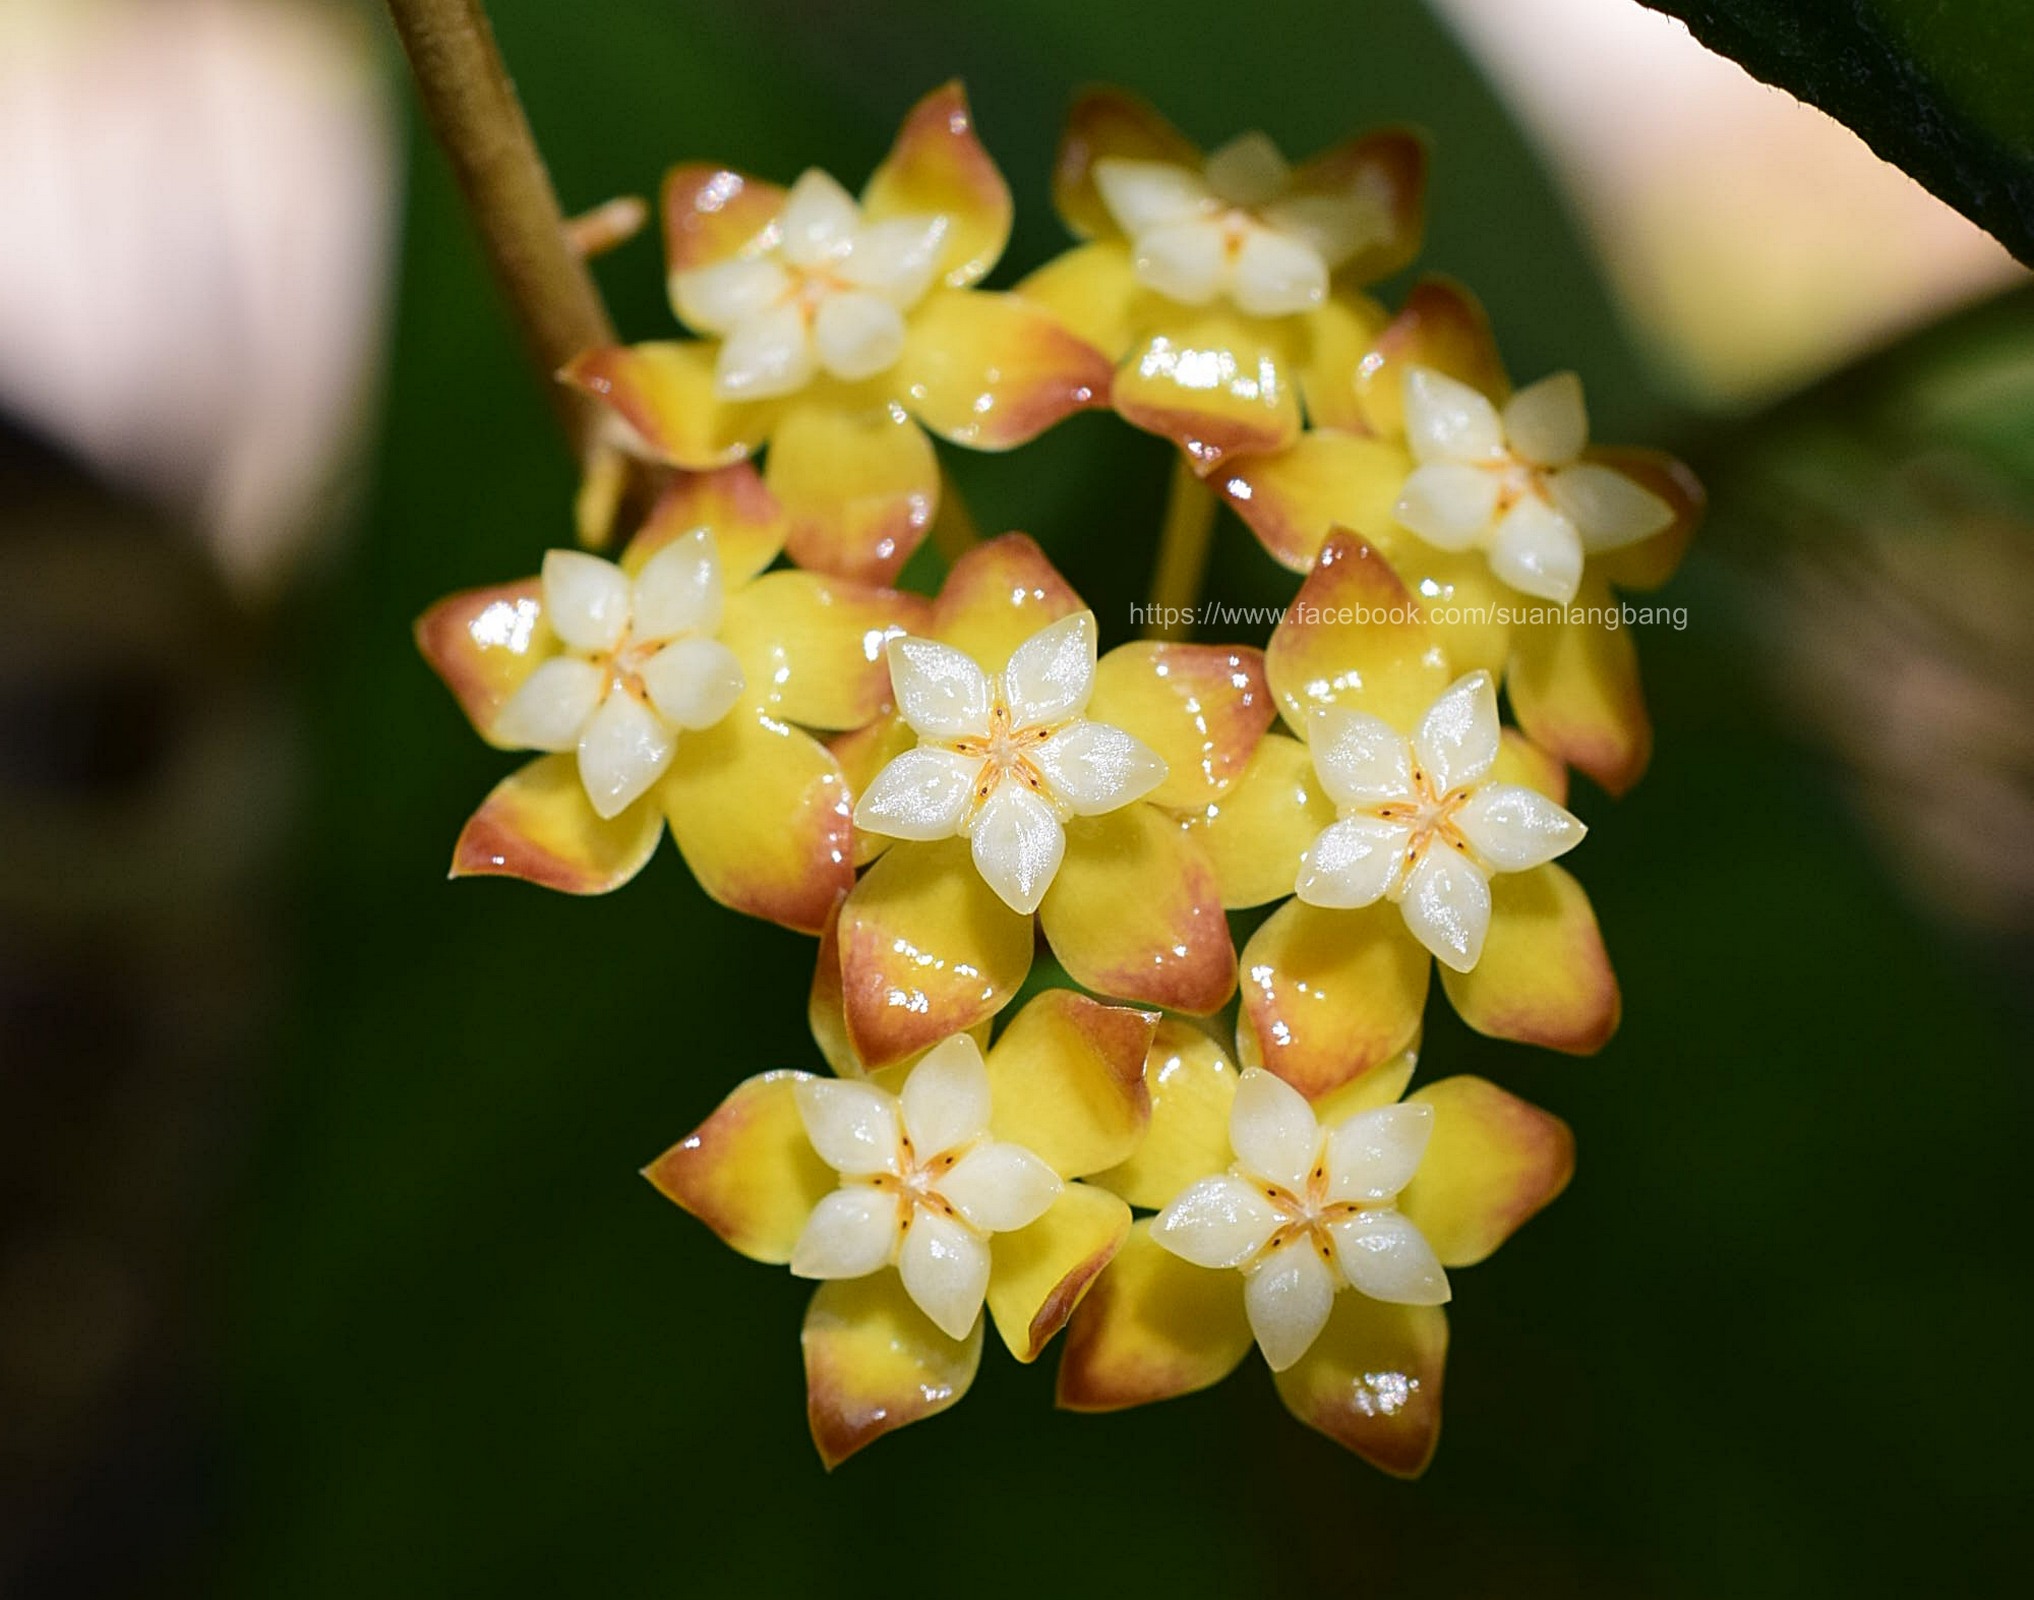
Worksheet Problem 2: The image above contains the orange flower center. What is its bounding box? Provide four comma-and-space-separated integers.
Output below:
946, 700, 1059, 818
1251, 1156, 1370, 1269
1369, 763, 1474, 879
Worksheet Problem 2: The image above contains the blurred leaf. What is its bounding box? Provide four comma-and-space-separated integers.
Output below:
1637, 1, 2034, 262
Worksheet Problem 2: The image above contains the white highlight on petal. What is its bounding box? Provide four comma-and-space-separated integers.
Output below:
1151, 1174, 1283, 1268
887, 637, 992, 739
541, 550, 631, 655
638, 636, 744, 731
1548, 463, 1676, 552
841, 214, 949, 307
671, 257, 791, 337
630, 529, 723, 641
1244, 1242, 1336, 1370
1203, 131, 1291, 208
1231, 225, 1327, 317
777, 168, 859, 269
898, 1034, 992, 1158
713, 300, 814, 401
813, 289, 908, 382
1453, 782, 1586, 873
898, 1207, 991, 1339
853, 746, 978, 840
1261, 190, 1384, 271
1488, 495, 1585, 604
1323, 1103, 1433, 1203
1502, 371, 1588, 466
1403, 366, 1504, 464
1308, 705, 1414, 807
967, 782, 1066, 916
1133, 218, 1227, 305
1394, 460, 1501, 551
1329, 1209, 1451, 1305
1001, 611, 1097, 726
789, 1188, 899, 1279
1032, 721, 1167, 816
1092, 156, 1213, 235
939, 1143, 1061, 1233
1296, 814, 1411, 909
1228, 1067, 1322, 1191
491, 655, 603, 751
1411, 671, 1500, 795
795, 1079, 902, 1177
575, 690, 674, 819
1397, 844, 1493, 972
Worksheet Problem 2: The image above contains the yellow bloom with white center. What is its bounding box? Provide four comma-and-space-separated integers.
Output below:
1395, 366, 1675, 605
820, 534, 1274, 1071
1194, 532, 1618, 1095
416, 464, 927, 926
1061, 1024, 1574, 1475
1020, 88, 1424, 474
647, 991, 1157, 1467
1219, 278, 1705, 794
854, 612, 1168, 915
1295, 669, 1586, 971
563, 82, 1113, 584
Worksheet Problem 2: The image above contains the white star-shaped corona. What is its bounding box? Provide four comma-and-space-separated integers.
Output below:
1153, 1067, 1448, 1371
853, 612, 1167, 915
1294, 670, 1586, 971
669, 168, 949, 401
789, 1035, 1063, 1340
1092, 131, 1393, 318
491, 534, 745, 819
1393, 366, 1676, 605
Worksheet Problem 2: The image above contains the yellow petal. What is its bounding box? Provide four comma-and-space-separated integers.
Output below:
1055, 1220, 1254, 1411
1092, 1019, 1239, 1210
1113, 309, 1302, 475
1041, 807, 1235, 1015
859, 80, 1011, 288
1015, 240, 1145, 363
717, 570, 930, 732
1399, 1075, 1575, 1267
659, 163, 786, 279
1288, 128, 1427, 285
829, 712, 915, 868
622, 462, 786, 588
1586, 446, 1704, 592
1196, 731, 1336, 908
1272, 1292, 1447, 1476
1265, 531, 1452, 731
929, 533, 1085, 672
415, 578, 550, 745
1087, 642, 1274, 811
1351, 277, 1509, 440
658, 704, 853, 934
1489, 727, 1569, 806
837, 838, 1034, 1069
898, 288, 1112, 449
451, 754, 663, 895
643, 1071, 837, 1262
983, 987, 1155, 1177
1051, 87, 1203, 241
985, 1181, 1131, 1362
1438, 863, 1620, 1055
560, 342, 774, 469
764, 398, 939, 585
1218, 429, 1412, 573
1311, 1046, 1419, 1125
1292, 290, 1389, 432
1506, 576, 1651, 796
802, 1272, 982, 1469
1237, 898, 1429, 1098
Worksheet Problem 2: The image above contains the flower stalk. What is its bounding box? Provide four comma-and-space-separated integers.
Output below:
1144, 456, 1218, 640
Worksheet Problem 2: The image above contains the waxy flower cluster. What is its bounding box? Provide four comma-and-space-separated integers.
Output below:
418, 84, 1701, 1472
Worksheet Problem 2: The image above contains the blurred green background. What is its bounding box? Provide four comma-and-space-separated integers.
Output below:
6, 0, 2031, 1594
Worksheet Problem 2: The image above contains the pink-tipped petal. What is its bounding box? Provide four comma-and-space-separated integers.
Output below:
451, 754, 664, 895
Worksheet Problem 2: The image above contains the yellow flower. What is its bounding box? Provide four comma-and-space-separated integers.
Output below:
1059, 1021, 1573, 1475
1195, 532, 1620, 1096
1019, 87, 1425, 475
645, 991, 1157, 1467
1218, 278, 1705, 793
415, 464, 925, 928
816, 533, 1276, 1071
561, 82, 1112, 584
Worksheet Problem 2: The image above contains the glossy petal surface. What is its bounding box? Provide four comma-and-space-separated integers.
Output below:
1351, 277, 1508, 440
930, 535, 1085, 672
1051, 87, 1202, 242
1055, 1221, 1253, 1410
1238, 899, 1429, 1097
1086, 642, 1273, 810
1219, 428, 1412, 572
415, 579, 547, 744
1506, 580, 1652, 795
899, 288, 1110, 449
968, 782, 1065, 916
562, 342, 773, 470
1244, 1243, 1336, 1370
985, 1182, 1130, 1361
1400, 1075, 1575, 1268
897, 1033, 993, 1156
897, 1206, 992, 1339
1152, 1174, 1281, 1268
451, 755, 662, 896
1272, 1293, 1447, 1476
860, 81, 1011, 288
1438, 863, 1619, 1054
1197, 733, 1336, 908
644, 1071, 837, 1263
628, 463, 787, 588
716, 571, 926, 732
660, 163, 786, 278
1266, 532, 1451, 731
1091, 1020, 1239, 1210
982, 989, 1155, 1178
802, 1273, 982, 1469
765, 400, 938, 585
1328, 1210, 1450, 1305
1113, 310, 1301, 474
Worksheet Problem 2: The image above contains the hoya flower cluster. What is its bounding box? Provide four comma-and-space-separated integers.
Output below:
418, 84, 1701, 1471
